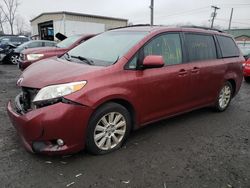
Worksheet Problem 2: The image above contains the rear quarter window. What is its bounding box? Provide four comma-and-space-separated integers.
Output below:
217, 35, 239, 58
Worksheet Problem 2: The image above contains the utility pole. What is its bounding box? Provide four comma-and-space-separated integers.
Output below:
228, 8, 234, 31
150, 0, 154, 26
210, 5, 220, 28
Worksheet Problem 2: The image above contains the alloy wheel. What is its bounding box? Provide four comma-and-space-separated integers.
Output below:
218, 85, 231, 109
94, 112, 126, 150
11, 55, 19, 65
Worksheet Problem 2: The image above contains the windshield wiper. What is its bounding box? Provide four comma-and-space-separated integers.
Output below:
62, 52, 71, 61
71, 55, 94, 65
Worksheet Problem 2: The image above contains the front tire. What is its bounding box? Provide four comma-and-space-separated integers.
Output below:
10, 54, 19, 65
86, 102, 131, 155
214, 81, 233, 112
244, 76, 250, 83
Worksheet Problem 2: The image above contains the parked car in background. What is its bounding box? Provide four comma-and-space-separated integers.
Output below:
7, 26, 244, 155
0, 35, 29, 63
243, 58, 250, 83
3, 40, 56, 65
18, 34, 95, 70
238, 45, 250, 82
0, 35, 29, 46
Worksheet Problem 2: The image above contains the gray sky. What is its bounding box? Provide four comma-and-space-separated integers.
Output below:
11, 0, 250, 32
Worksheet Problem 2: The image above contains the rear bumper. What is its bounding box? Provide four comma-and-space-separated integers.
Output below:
7, 95, 93, 155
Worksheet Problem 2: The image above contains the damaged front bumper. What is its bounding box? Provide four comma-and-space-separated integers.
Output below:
0, 53, 6, 61
7, 93, 93, 155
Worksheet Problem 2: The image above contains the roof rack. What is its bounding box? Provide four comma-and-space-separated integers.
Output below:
108, 24, 151, 31
180, 25, 224, 33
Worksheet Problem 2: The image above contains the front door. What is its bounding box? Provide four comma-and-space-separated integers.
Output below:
133, 33, 192, 124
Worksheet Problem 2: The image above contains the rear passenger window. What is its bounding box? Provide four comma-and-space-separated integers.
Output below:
143, 33, 182, 66
217, 36, 239, 58
185, 34, 217, 62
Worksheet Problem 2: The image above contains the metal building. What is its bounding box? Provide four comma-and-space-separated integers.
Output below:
30, 11, 128, 40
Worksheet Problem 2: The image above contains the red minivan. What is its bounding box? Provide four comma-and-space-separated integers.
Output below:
18, 34, 94, 70
7, 26, 244, 155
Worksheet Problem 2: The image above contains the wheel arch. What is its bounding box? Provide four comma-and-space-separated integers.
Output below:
227, 79, 236, 96
92, 98, 138, 131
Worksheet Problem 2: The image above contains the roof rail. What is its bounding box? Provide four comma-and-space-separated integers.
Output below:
108, 24, 151, 31
180, 25, 224, 33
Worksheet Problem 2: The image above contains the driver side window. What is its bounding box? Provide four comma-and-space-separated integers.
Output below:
144, 33, 183, 66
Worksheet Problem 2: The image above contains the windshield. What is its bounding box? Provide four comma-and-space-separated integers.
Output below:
16, 41, 32, 50
0, 38, 10, 44
56, 35, 82, 48
66, 31, 147, 66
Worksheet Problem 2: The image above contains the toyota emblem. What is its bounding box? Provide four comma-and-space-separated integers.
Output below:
17, 77, 24, 86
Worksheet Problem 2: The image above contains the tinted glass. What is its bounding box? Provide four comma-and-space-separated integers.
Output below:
217, 36, 240, 58
185, 34, 217, 61
144, 33, 182, 65
21, 38, 29, 42
67, 31, 147, 66
9, 37, 28, 43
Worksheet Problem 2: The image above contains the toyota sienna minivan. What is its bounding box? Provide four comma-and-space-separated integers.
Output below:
7, 26, 244, 155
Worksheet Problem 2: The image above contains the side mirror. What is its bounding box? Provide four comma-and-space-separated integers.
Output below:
142, 55, 164, 69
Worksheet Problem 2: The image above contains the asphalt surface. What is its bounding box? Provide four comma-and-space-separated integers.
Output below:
0, 64, 249, 188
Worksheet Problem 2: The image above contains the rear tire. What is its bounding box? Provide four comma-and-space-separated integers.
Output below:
86, 102, 131, 155
244, 76, 250, 83
214, 81, 233, 112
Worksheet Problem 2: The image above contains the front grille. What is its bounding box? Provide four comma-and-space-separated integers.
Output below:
21, 87, 39, 112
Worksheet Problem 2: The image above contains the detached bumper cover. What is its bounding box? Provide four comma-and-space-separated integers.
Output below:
7, 96, 93, 155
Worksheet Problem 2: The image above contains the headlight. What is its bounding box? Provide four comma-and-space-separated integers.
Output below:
33, 81, 87, 103
27, 54, 44, 61
243, 63, 246, 67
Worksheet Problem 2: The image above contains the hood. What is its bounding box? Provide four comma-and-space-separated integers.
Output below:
20, 58, 105, 89
22, 47, 66, 55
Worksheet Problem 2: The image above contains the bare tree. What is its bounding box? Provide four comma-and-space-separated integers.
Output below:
15, 15, 24, 35
0, 5, 7, 34
0, 0, 19, 34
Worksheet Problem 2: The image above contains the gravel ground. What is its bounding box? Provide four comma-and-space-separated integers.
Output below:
0, 64, 249, 188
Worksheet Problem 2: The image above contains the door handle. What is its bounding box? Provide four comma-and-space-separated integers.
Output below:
178, 69, 188, 76
191, 67, 200, 74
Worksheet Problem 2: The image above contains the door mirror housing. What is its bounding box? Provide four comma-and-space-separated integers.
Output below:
142, 55, 164, 69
